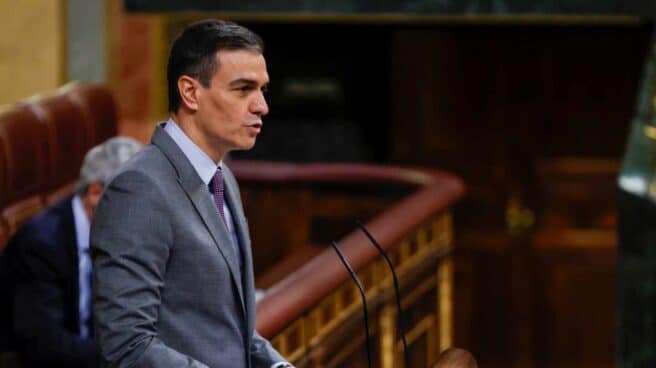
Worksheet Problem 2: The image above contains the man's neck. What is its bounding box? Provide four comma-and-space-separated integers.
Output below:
170, 112, 225, 163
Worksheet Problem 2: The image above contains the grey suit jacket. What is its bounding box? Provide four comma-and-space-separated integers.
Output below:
90, 126, 285, 368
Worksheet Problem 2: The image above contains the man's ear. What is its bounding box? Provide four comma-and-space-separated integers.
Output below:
178, 75, 201, 111
86, 182, 104, 197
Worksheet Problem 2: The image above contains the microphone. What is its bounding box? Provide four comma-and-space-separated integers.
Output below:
329, 240, 372, 368
356, 220, 410, 368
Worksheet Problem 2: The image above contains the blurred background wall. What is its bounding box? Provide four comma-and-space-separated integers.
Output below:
0, 0, 66, 105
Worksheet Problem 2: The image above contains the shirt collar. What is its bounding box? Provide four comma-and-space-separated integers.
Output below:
71, 195, 90, 254
163, 117, 222, 185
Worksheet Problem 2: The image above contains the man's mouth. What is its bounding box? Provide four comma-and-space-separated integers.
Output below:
244, 120, 262, 128
244, 121, 262, 135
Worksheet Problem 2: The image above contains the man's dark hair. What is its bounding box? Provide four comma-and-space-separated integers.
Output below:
166, 19, 264, 112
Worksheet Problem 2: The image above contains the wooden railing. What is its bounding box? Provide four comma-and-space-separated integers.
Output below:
230, 160, 465, 368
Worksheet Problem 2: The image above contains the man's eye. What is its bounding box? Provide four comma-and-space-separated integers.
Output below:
261, 85, 269, 94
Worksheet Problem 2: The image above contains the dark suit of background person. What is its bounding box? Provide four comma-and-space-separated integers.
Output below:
3, 197, 97, 368
1, 137, 142, 368
90, 20, 291, 368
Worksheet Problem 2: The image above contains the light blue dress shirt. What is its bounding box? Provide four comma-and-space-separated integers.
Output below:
72, 195, 92, 339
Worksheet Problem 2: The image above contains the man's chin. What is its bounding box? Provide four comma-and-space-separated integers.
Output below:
234, 138, 257, 152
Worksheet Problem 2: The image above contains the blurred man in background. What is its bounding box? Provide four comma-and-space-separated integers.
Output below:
2, 136, 142, 367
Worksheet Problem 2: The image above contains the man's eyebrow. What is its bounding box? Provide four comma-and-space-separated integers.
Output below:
228, 78, 270, 87
228, 78, 257, 86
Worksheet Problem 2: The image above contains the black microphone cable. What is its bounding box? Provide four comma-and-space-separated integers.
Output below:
356, 220, 410, 368
330, 240, 372, 368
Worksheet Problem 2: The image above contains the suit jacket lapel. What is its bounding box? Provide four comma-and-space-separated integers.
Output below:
222, 166, 251, 272
150, 126, 246, 317
224, 169, 253, 275
222, 165, 257, 336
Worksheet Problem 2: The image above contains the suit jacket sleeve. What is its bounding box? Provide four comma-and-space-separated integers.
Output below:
10, 230, 100, 367
91, 170, 209, 368
251, 330, 287, 368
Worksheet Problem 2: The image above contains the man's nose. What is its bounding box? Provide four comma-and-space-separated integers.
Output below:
250, 92, 269, 116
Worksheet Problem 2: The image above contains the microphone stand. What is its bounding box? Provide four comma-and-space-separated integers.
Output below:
330, 241, 372, 368
356, 220, 411, 368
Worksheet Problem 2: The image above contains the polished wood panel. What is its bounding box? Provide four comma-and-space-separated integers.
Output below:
389, 25, 650, 367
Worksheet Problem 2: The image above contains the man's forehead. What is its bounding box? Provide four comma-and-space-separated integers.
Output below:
214, 49, 268, 83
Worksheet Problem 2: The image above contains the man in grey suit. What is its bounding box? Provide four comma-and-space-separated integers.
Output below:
91, 20, 292, 368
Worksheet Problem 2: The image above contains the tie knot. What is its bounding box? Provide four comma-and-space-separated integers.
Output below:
209, 167, 224, 194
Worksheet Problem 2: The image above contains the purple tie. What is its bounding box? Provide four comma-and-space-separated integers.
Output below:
209, 167, 228, 228
209, 167, 242, 269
